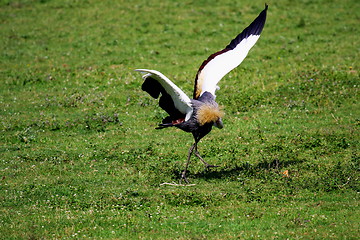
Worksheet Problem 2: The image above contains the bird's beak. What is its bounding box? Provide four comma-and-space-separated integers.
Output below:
214, 118, 224, 129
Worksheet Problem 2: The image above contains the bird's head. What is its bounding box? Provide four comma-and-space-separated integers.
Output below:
213, 117, 224, 129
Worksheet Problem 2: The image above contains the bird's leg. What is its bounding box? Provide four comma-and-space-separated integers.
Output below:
194, 144, 219, 169
181, 142, 196, 183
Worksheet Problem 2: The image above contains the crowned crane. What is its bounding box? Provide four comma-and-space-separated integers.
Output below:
136, 5, 268, 183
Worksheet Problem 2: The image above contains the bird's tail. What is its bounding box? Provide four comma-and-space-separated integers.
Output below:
156, 123, 174, 129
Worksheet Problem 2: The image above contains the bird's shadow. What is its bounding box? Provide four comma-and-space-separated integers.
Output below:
185, 158, 305, 181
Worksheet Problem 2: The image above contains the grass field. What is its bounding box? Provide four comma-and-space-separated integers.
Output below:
1, 0, 359, 239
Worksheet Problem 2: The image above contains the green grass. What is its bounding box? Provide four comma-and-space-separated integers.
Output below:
1, 0, 359, 239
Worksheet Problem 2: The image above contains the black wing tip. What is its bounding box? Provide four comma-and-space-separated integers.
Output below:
141, 76, 162, 99
225, 4, 268, 50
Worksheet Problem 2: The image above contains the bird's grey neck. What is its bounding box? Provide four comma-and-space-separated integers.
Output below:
197, 91, 215, 103
191, 91, 217, 108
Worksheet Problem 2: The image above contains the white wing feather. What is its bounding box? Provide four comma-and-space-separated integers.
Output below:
197, 35, 260, 98
194, 5, 267, 99
135, 69, 193, 120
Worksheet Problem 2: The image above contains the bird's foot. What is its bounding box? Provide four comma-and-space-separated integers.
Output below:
195, 152, 219, 169
180, 170, 190, 184
204, 163, 220, 169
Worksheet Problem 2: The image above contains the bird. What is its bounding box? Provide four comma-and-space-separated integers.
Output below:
136, 4, 268, 183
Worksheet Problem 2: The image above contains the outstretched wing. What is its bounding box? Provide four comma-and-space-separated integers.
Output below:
193, 4, 268, 99
136, 69, 193, 123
